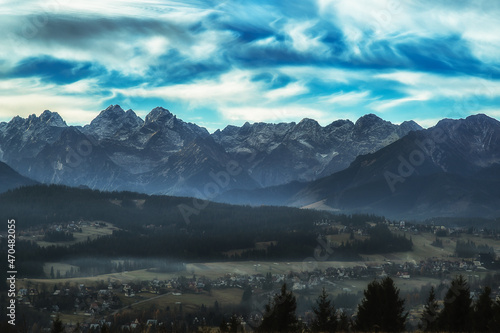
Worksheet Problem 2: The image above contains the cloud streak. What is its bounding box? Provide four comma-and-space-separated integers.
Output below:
1, 0, 500, 129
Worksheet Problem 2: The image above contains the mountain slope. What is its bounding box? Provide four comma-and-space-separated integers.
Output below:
212, 114, 422, 187
140, 136, 260, 197
218, 114, 500, 219
0, 161, 38, 193
26, 126, 136, 191
0, 110, 67, 169
1, 105, 257, 195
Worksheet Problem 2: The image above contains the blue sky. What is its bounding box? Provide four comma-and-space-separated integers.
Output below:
1, 0, 500, 132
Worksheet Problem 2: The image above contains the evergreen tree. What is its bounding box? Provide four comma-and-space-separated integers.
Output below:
262, 272, 273, 291
420, 286, 439, 332
241, 284, 253, 313
219, 318, 229, 333
355, 277, 407, 332
241, 285, 253, 303
72, 322, 81, 333
228, 314, 240, 333
437, 275, 473, 332
338, 311, 350, 332
51, 316, 64, 333
311, 287, 337, 332
259, 283, 299, 332
490, 300, 500, 331
474, 286, 494, 332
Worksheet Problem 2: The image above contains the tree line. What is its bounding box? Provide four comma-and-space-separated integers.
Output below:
420, 275, 500, 332
0, 185, 413, 279
258, 275, 500, 333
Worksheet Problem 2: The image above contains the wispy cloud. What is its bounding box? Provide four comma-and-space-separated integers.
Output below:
1, 0, 500, 128
0, 77, 105, 123
219, 105, 326, 124
323, 91, 371, 105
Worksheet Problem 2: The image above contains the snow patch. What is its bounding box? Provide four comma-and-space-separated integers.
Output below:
299, 139, 314, 149
54, 160, 63, 171
109, 153, 156, 174
267, 143, 280, 153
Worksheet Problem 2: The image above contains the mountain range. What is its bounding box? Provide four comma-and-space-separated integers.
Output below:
1, 105, 499, 219
218, 114, 500, 219
0, 105, 419, 196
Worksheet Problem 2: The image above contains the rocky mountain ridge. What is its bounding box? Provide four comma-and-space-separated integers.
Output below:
0, 105, 421, 196
216, 114, 500, 219
212, 114, 422, 186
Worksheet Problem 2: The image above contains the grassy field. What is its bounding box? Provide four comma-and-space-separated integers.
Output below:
20, 221, 118, 248
115, 288, 244, 312
43, 262, 80, 278
223, 241, 277, 257
365, 230, 500, 263
27, 227, 500, 285
54, 288, 244, 325
27, 260, 371, 286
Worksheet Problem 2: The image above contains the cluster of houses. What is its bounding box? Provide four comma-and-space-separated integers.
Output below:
110, 257, 490, 301
17, 220, 111, 240
16, 282, 121, 318
15, 254, 500, 332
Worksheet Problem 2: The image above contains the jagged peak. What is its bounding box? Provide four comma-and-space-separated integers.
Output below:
399, 120, 422, 131
354, 114, 391, 131
124, 109, 143, 123
39, 110, 67, 127
224, 124, 240, 131
434, 117, 455, 127
151, 106, 172, 114
99, 105, 126, 117
145, 106, 174, 124
9, 116, 24, 126
219, 124, 240, 134
326, 119, 354, 128
465, 113, 499, 124
298, 118, 320, 125
459, 114, 500, 131
356, 113, 384, 123
40, 110, 53, 117
106, 104, 124, 111
433, 114, 500, 132
8, 110, 67, 127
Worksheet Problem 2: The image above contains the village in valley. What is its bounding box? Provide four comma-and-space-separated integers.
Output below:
11, 218, 500, 332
